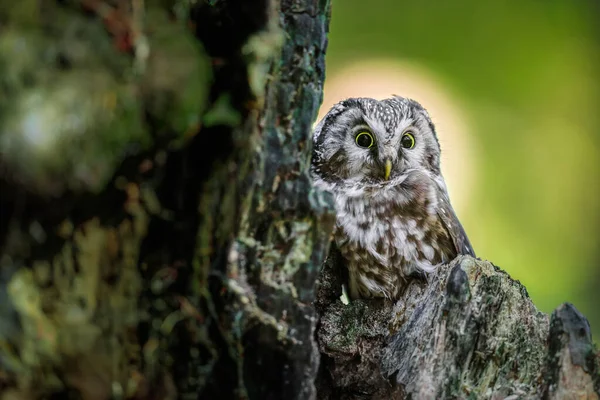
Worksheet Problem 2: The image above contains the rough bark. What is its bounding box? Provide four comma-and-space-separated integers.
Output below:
0, 0, 332, 399
316, 252, 600, 399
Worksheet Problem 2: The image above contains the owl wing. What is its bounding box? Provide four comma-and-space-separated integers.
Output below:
436, 189, 475, 257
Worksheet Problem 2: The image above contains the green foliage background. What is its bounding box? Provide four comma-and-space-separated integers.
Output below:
324, 0, 600, 333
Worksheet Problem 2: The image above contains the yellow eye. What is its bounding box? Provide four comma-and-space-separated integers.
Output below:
355, 131, 374, 148
401, 132, 415, 149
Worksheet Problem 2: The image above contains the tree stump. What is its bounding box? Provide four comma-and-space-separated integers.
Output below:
316, 253, 600, 399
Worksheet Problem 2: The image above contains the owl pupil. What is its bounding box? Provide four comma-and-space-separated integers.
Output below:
356, 133, 373, 148
401, 134, 415, 149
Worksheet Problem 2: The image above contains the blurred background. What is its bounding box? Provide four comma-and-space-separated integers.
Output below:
319, 1, 600, 335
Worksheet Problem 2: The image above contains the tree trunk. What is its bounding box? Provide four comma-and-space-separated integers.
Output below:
0, 0, 333, 399
0, 1, 598, 400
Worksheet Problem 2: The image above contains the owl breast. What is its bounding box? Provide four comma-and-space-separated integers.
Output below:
333, 184, 456, 299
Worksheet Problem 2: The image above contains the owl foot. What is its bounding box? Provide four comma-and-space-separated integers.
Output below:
339, 283, 351, 305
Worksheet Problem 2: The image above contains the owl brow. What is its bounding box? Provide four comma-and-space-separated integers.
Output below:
402, 125, 417, 134
352, 123, 372, 135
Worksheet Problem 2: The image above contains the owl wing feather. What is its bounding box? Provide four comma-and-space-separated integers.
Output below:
436, 189, 475, 257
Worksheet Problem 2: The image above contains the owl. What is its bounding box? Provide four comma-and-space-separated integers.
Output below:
311, 96, 475, 300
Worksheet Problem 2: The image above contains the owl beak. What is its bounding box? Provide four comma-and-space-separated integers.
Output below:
384, 159, 392, 180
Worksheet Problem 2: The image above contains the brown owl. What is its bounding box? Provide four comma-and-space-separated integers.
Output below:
311, 96, 475, 299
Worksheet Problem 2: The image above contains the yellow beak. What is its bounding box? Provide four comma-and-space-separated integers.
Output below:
384, 159, 392, 180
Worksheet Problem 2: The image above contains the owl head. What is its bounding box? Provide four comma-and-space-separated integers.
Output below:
311, 96, 442, 189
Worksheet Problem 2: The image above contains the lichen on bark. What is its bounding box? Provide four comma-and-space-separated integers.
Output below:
1, 0, 333, 399
0, 0, 211, 197
316, 254, 600, 399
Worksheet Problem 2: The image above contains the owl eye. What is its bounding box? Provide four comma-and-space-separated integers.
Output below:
401, 132, 415, 149
355, 131, 374, 148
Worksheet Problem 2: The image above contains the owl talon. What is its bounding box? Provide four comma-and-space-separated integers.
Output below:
340, 284, 351, 305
